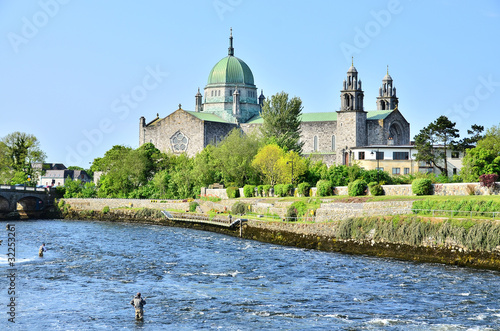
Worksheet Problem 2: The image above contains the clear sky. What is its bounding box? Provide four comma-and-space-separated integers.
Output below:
1, 0, 499, 168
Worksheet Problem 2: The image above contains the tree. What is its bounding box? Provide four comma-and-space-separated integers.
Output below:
457, 124, 484, 151
252, 144, 285, 185
93, 145, 159, 198
191, 145, 221, 189
277, 151, 307, 185
0, 141, 13, 184
460, 125, 500, 182
475, 125, 500, 153
260, 92, 304, 153
1, 132, 46, 184
301, 159, 327, 186
414, 116, 459, 177
211, 129, 262, 187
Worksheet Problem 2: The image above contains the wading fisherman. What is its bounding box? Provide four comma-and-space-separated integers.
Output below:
130, 292, 146, 320
39, 243, 47, 257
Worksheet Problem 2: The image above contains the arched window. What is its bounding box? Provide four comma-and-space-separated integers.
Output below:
331, 135, 335, 151
211, 90, 214, 97
313, 136, 318, 151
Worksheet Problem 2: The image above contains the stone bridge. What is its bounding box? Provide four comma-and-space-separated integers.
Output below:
0, 185, 56, 212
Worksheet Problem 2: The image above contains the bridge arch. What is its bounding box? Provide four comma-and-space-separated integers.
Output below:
0, 195, 9, 211
17, 196, 44, 211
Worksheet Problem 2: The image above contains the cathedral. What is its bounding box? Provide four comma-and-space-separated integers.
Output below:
139, 31, 410, 166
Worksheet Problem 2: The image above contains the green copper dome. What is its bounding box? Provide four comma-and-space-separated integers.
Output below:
207, 56, 255, 86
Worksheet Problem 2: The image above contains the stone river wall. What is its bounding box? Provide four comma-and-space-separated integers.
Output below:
59, 198, 500, 271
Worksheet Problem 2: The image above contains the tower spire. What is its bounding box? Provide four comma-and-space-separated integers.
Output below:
228, 27, 234, 56
352, 56, 354, 66
387, 65, 389, 75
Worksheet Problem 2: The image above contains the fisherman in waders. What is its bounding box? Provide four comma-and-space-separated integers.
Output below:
39, 243, 47, 257
130, 292, 146, 320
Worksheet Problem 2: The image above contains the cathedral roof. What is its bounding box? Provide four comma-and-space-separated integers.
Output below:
207, 55, 255, 86
246, 109, 394, 124
185, 110, 231, 123
207, 30, 255, 86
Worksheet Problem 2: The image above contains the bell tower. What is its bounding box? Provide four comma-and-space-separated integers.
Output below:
377, 66, 398, 110
340, 58, 364, 111
336, 59, 367, 165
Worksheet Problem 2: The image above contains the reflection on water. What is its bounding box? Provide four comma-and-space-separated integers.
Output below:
1, 220, 499, 330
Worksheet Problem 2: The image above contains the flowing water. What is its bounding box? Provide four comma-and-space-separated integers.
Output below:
1, 219, 499, 330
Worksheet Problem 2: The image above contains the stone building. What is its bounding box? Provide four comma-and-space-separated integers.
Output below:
139, 32, 410, 166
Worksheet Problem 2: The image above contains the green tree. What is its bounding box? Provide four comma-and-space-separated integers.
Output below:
457, 124, 484, 151
1, 132, 46, 184
414, 116, 459, 177
460, 125, 500, 182
475, 125, 500, 153
324, 165, 349, 187
211, 129, 262, 187
93, 145, 153, 197
252, 144, 285, 185
166, 154, 196, 199
277, 151, 307, 184
260, 92, 304, 153
191, 145, 222, 188
301, 159, 327, 186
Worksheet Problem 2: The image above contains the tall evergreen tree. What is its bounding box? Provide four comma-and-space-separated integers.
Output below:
457, 124, 484, 151
260, 92, 304, 154
414, 115, 459, 177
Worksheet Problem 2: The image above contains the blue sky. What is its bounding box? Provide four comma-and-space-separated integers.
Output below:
1, 0, 499, 168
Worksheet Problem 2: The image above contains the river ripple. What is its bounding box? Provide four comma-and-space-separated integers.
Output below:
1, 220, 499, 330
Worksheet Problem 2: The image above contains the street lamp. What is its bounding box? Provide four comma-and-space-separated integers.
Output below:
371, 148, 380, 183
287, 160, 294, 185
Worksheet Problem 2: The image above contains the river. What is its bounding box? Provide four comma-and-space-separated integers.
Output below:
1, 219, 499, 330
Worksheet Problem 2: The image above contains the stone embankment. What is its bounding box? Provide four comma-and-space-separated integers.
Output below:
59, 198, 500, 271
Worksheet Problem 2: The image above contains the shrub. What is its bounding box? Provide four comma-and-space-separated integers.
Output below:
189, 201, 199, 212
479, 174, 498, 189
226, 186, 240, 199
282, 184, 293, 197
274, 184, 284, 197
368, 182, 385, 196
243, 185, 256, 198
257, 185, 264, 197
348, 179, 368, 197
263, 185, 272, 197
231, 201, 247, 215
316, 180, 333, 197
297, 182, 311, 197
412, 178, 433, 196
368, 181, 384, 196
286, 205, 298, 221
291, 201, 307, 217
102, 206, 110, 214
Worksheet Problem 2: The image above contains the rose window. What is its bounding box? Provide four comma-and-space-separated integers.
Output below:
170, 131, 189, 152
